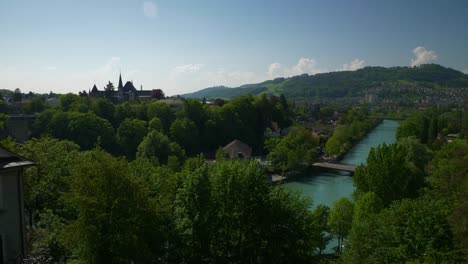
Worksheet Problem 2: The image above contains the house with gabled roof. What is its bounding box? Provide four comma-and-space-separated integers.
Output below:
222, 139, 252, 159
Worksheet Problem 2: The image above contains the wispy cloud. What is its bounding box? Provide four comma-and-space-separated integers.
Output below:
205, 68, 259, 86
411, 46, 437, 66
70, 57, 140, 89
168, 63, 263, 93
94, 57, 122, 78
267, 57, 322, 79
44, 66, 57, 71
340, 58, 365, 71
267, 63, 282, 78
172, 63, 205, 75
463, 69, 468, 74
143, 1, 157, 19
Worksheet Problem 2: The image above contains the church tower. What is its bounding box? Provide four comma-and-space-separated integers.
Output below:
118, 72, 123, 91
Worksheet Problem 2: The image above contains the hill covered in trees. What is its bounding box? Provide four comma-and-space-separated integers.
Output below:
182, 64, 468, 101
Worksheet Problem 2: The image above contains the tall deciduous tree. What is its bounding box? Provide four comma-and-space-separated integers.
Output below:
328, 197, 353, 253
170, 118, 200, 154
354, 143, 424, 206
137, 131, 184, 165
19, 137, 79, 228
63, 149, 165, 263
117, 118, 147, 159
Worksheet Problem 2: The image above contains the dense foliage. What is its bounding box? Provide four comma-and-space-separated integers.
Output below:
265, 126, 318, 173
344, 109, 468, 263
1, 89, 467, 263
4, 138, 335, 263
325, 107, 378, 157
30, 94, 292, 159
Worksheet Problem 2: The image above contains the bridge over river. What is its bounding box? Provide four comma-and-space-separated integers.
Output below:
312, 162, 356, 173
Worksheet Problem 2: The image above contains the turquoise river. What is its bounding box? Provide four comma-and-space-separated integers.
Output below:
285, 119, 400, 208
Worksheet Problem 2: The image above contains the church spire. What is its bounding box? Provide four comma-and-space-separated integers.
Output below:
118, 72, 123, 91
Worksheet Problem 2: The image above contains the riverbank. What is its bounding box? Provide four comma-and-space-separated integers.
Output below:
269, 119, 383, 183
285, 120, 400, 207
330, 118, 382, 162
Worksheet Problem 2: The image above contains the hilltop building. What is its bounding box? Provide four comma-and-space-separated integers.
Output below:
89, 73, 164, 101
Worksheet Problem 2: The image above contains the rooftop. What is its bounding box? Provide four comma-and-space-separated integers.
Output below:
0, 148, 35, 171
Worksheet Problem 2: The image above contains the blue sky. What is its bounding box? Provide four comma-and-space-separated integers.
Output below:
1, 0, 467, 95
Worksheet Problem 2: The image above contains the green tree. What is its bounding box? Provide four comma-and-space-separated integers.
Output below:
428, 139, 468, 255
354, 143, 424, 206
63, 149, 165, 263
397, 136, 432, 174
345, 197, 460, 263
116, 118, 147, 159
0, 113, 9, 133
104, 81, 115, 100
58, 93, 81, 112
91, 98, 115, 125
137, 131, 184, 165
18, 137, 79, 227
148, 117, 163, 132
328, 197, 353, 253
169, 118, 200, 154
173, 159, 324, 262
266, 126, 317, 173
147, 101, 174, 132
344, 192, 383, 263
23, 97, 46, 114
311, 205, 332, 255
66, 112, 115, 151
13, 88, 22, 102
179, 99, 208, 131
325, 135, 341, 157
428, 113, 438, 143
174, 163, 213, 262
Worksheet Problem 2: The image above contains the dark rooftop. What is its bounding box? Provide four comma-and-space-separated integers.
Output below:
0, 148, 35, 171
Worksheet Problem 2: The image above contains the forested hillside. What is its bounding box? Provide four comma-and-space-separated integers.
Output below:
182, 64, 468, 101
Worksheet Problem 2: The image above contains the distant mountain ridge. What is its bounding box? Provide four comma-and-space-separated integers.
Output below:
181, 64, 468, 100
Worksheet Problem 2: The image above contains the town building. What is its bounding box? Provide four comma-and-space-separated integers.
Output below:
222, 139, 252, 159
0, 148, 34, 264
89, 73, 163, 101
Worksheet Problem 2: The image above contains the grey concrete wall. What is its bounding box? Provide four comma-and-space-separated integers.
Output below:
0, 170, 24, 264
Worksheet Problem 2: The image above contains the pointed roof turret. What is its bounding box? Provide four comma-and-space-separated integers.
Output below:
91, 84, 98, 93
118, 72, 123, 91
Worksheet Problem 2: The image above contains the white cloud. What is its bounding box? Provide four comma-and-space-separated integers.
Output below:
143, 1, 157, 19
267, 57, 322, 79
286, 57, 321, 76
267, 63, 282, 78
463, 69, 468, 74
410, 46, 437, 67
340, 58, 365, 71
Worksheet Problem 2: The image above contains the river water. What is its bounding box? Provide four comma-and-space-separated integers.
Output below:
285, 120, 400, 208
